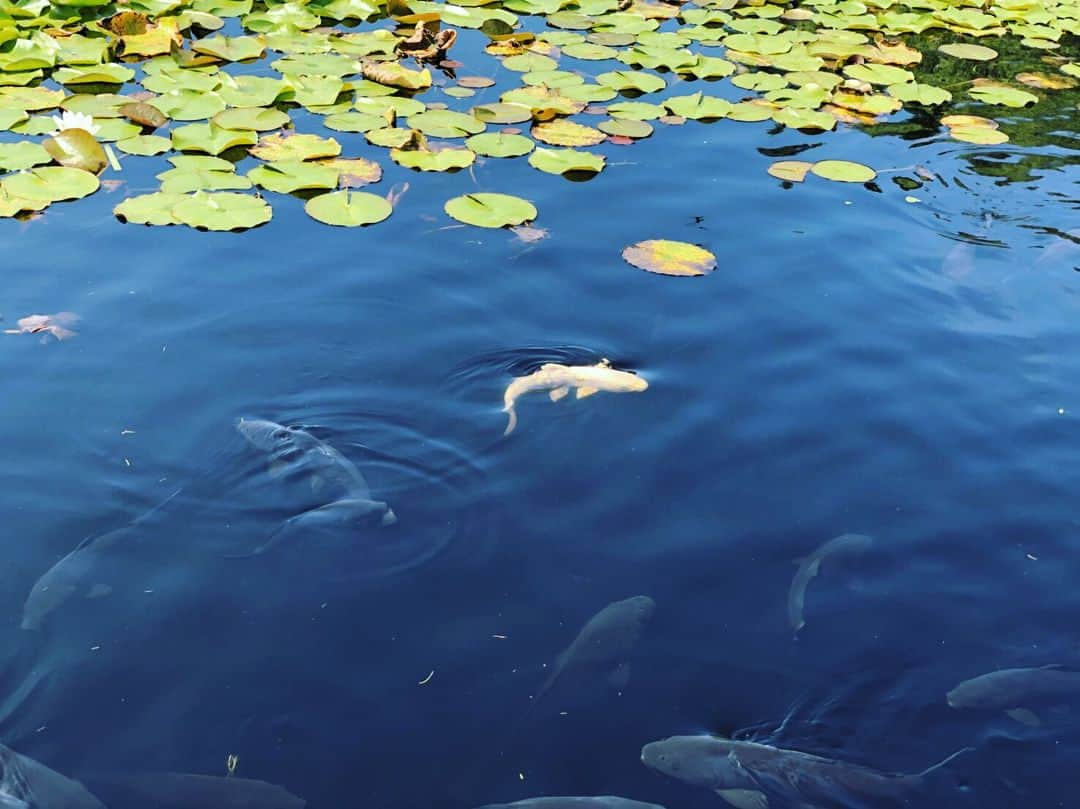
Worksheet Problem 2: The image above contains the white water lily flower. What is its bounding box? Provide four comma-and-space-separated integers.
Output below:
50, 110, 100, 136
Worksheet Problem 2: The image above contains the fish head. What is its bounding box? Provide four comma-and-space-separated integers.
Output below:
624, 595, 657, 624
21, 578, 77, 631
946, 677, 996, 710
236, 418, 297, 452
641, 736, 746, 789
623, 372, 648, 392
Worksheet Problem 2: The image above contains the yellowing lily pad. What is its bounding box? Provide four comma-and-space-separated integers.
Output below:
5, 166, 100, 202
0, 141, 51, 171
810, 160, 876, 183
248, 160, 339, 193
444, 192, 536, 228
531, 119, 605, 146
173, 122, 258, 155
304, 190, 392, 226
767, 160, 813, 182
250, 132, 341, 161
114, 191, 187, 225
390, 146, 476, 171
622, 239, 716, 277
968, 81, 1039, 107
43, 129, 108, 173
116, 135, 173, 156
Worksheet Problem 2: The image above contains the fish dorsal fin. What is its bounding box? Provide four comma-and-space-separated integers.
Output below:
549, 386, 570, 402
597, 357, 612, 367
576, 386, 599, 399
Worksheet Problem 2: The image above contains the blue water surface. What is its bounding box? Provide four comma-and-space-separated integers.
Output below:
2, 22, 1080, 809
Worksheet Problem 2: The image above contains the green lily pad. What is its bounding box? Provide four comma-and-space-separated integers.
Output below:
664, 92, 732, 120
218, 75, 287, 107
304, 190, 391, 226
0, 87, 66, 112
93, 119, 143, 142
528, 147, 604, 175
842, 63, 915, 86
172, 191, 272, 231
0, 184, 50, 218
152, 90, 228, 121
390, 146, 475, 171
248, 159, 339, 193
444, 192, 536, 228
193, 35, 267, 61
471, 102, 533, 124
562, 42, 619, 60
250, 132, 341, 161
158, 155, 253, 192
324, 111, 387, 132
465, 132, 534, 157
366, 127, 414, 148
5, 166, 100, 202
408, 109, 486, 138
172, 122, 259, 155
212, 107, 291, 131
354, 95, 426, 118
887, 82, 952, 105
116, 134, 173, 156
968, 82, 1039, 107
772, 106, 836, 131
623, 239, 715, 276
810, 159, 876, 183
0, 108, 29, 131
0, 141, 51, 171
503, 52, 558, 72
596, 70, 665, 93
53, 64, 136, 85
114, 191, 186, 225
597, 118, 653, 138
607, 101, 666, 120
938, 42, 998, 60
319, 157, 381, 185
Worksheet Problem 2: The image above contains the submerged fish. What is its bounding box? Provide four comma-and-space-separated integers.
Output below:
477, 798, 665, 809
0, 743, 105, 809
87, 772, 305, 809
947, 665, 1080, 726
501, 360, 648, 436
534, 595, 655, 704
788, 533, 873, 635
21, 488, 182, 631
234, 418, 396, 556
641, 735, 969, 809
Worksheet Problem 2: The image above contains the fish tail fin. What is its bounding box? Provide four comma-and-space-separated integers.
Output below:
917, 746, 975, 779
503, 405, 517, 436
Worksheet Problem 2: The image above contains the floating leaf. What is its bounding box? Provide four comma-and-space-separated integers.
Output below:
409, 109, 486, 138
810, 160, 876, 183
767, 160, 813, 182
305, 190, 392, 226
320, 157, 381, 186
0, 141, 51, 172
250, 133, 341, 161
116, 135, 173, 156
53, 64, 136, 85
471, 102, 533, 124
1016, 72, 1076, 90
938, 42, 998, 61
5, 166, 100, 202
172, 191, 272, 231
531, 119, 605, 146
607, 101, 665, 120
0, 184, 49, 218
444, 192, 536, 228
528, 147, 604, 175
213, 107, 291, 131
248, 160, 339, 193
390, 145, 475, 171
465, 132, 534, 157
597, 118, 652, 138
596, 70, 665, 93
968, 81, 1039, 107
193, 35, 267, 61
152, 90, 228, 121
121, 102, 168, 129
664, 92, 731, 120
361, 61, 431, 90
114, 191, 186, 225
42, 130, 108, 173
947, 125, 1009, 145
159, 155, 253, 193
887, 82, 952, 105
622, 239, 715, 276
367, 127, 415, 148
173, 122, 258, 155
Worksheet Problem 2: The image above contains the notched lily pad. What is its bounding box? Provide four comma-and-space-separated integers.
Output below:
172, 191, 273, 231
305, 190, 392, 226
810, 160, 876, 183
444, 192, 536, 228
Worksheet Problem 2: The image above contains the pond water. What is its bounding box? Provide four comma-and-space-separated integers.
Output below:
2, 0, 1080, 807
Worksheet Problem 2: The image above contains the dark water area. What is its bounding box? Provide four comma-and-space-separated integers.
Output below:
3, 17, 1080, 809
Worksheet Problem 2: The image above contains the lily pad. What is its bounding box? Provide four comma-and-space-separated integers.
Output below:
304, 190, 392, 226
319, 157, 382, 186
444, 192, 536, 228
767, 160, 813, 182
250, 133, 341, 161
409, 109, 486, 138
116, 135, 173, 156
213, 107, 291, 131
159, 156, 253, 193
6, 166, 100, 202
248, 160, 340, 193
531, 119, 606, 146
390, 146, 476, 171
465, 132, 534, 157
810, 160, 876, 183
622, 239, 716, 276
42, 129, 108, 173
173, 123, 258, 155
528, 147, 604, 175
968, 82, 1039, 107
938, 42, 998, 60
114, 191, 187, 225
172, 191, 272, 231
0, 141, 51, 171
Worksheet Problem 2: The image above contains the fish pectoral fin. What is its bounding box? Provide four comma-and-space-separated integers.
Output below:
608, 662, 631, 690
549, 386, 570, 402
576, 386, 599, 399
715, 789, 769, 809
86, 583, 112, 599
1006, 708, 1042, 726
